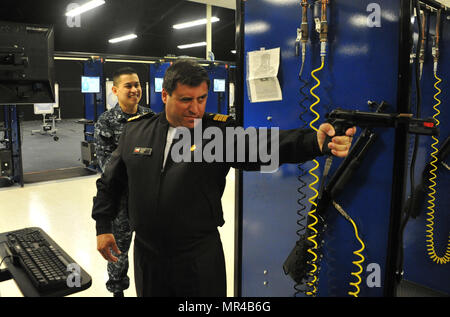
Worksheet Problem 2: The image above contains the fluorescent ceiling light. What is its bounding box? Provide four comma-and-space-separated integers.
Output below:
177, 42, 207, 49
108, 34, 138, 43
105, 59, 156, 64
173, 17, 220, 29
54, 57, 89, 61
65, 0, 105, 17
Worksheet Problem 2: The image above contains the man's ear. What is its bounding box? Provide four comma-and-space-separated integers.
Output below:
161, 88, 168, 104
112, 85, 118, 96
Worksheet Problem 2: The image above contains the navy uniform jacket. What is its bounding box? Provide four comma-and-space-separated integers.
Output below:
94, 103, 151, 172
92, 111, 322, 253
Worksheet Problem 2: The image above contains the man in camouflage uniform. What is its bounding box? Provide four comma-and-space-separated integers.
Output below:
94, 67, 152, 297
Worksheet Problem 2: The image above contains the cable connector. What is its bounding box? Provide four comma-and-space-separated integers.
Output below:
332, 201, 351, 222
320, 41, 327, 59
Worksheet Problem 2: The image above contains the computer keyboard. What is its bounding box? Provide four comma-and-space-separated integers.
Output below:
5, 228, 74, 292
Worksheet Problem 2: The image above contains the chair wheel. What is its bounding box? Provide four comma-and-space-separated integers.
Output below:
53, 136, 59, 141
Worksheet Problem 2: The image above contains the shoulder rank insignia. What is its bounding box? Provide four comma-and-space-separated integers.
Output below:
212, 113, 229, 122
127, 111, 154, 122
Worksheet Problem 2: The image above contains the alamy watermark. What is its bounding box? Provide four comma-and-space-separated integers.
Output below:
66, 3, 81, 28
170, 119, 279, 173
66, 263, 81, 288
366, 263, 381, 288
367, 3, 381, 28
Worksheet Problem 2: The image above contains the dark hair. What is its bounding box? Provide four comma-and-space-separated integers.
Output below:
163, 59, 210, 95
113, 67, 138, 86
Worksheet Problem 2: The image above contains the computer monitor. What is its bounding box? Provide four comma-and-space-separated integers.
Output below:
81, 76, 100, 93
154, 77, 163, 93
0, 20, 55, 105
213, 79, 226, 92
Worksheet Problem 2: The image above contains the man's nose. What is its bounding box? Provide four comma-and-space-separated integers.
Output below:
189, 99, 201, 115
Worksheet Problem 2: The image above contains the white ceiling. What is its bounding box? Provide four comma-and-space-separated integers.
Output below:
188, 0, 236, 10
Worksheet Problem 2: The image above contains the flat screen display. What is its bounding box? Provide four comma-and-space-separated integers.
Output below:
0, 21, 55, 104
154, 77, 163, 93
81, 76, 100, 93
213, 79, 225, 92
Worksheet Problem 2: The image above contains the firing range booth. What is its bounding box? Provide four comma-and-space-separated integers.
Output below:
234, 0, 449, 297
0, 0, 448, 299
0, 21, 55, 187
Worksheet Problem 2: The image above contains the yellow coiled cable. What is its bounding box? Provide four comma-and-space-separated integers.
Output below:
305, 59, 324, 296
425, 73, 450, 264
332, 201, 366, 297
347, 217, 366, 297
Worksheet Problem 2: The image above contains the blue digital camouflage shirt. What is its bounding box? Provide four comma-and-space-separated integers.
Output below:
94, 103, 152, 172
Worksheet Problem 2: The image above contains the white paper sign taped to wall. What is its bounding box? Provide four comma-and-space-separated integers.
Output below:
247, 47, 282, 103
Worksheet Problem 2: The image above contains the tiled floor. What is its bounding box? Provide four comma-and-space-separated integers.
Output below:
0, 170, 236, 297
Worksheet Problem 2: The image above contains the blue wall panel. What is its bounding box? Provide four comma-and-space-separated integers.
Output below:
206, 64, 229, 115
403, 9, 450, 294
241, 0, 408, 297
149, 62, 170, 113
83, 60, 105, 142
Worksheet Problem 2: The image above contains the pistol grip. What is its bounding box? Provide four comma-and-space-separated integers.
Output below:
323, 134, 333, 156
322, 124, 348, 156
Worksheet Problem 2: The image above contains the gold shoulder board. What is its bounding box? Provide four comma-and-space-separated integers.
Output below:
127, 115, 141, 122
213, 114, 229, 122
127, 112, 153, 122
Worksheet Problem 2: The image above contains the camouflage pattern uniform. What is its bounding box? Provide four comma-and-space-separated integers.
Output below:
94, 103, 152, 294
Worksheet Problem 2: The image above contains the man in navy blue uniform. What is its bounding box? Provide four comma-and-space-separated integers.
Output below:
92, 59, 355, 297
94, 67, 151, 297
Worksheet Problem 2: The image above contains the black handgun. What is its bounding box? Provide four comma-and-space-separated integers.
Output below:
322, 108, 439, 156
